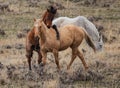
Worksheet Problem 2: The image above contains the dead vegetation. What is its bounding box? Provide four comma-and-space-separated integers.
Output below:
0, 59, 119, 88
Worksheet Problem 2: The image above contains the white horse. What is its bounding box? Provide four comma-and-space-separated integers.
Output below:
52, 16, 103, 50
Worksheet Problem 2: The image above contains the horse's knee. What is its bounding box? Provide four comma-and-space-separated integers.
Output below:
78, 52, 84, 59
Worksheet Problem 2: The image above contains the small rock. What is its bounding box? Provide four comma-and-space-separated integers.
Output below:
0, 29, 5, 36
17, 32, 26, 38
22, 28, 30, 33
0, 79, 6, 85
95, 24, 104, 32
4, 45, 12, 49
15, 43, 25, 49
0, 50, 4, 54
102, 34, 108, 42
87, 16, 102, 22
0, 62, 4, 69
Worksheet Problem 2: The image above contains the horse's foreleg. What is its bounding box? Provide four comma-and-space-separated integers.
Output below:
28, 57, 31, 70
67, 48, 77, 70
37, 51, 42, 64
26, 50, 33, 70
77, 50, 88, 70
53, 49, 60, 70
41, 51, 47, 65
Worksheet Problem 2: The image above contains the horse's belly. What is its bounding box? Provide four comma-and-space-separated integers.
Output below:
59, 38, 73, 51
59, 44, 70, 51
45, 41, 60, 50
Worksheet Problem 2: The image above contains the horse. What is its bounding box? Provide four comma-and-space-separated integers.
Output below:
34, 19, 96, 70
42, 5, 57, 28
52, 16, 103, 51
42, 5, 59, 39
26, 5, 58, 70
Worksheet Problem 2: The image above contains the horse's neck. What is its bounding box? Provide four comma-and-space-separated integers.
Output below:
39, 28, 60, 51
39, 28, 46, 44
85, 20, 99, 40
29, 27, 35, 38
42, 11, 47, 21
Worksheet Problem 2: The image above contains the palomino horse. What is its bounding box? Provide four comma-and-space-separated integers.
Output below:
26, 5, 58, 70
34, 19, 96, 70
52, 16, 103, 51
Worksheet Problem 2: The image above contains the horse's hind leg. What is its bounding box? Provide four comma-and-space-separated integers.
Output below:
53, 49, 60, 70
77, 49, 88, 70
67, 48, 77, 70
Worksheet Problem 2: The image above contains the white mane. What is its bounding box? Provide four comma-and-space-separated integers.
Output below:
52, 16, 103, 50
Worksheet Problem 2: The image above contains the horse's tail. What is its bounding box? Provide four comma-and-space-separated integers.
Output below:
83, 29, 96, 52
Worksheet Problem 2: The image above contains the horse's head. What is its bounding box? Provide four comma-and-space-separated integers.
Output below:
42, 5, 57, 28
33, 19, 42, 37
93, 33, 103, 51
47, 5, 57, 14
34, 19, 48, 36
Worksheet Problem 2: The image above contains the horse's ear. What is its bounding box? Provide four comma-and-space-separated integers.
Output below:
34, 18, 36, 22
47, 5, 52, 12
47, 8, 50, 12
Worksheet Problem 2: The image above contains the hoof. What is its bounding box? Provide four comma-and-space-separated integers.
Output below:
67, 66, 70, 70
29, 68, 32, 71
85, 67, 89, 71
39, 62, 44, 67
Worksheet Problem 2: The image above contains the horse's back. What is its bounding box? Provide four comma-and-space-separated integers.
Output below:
60, 25, 85, 41
60, 24, 85, 49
